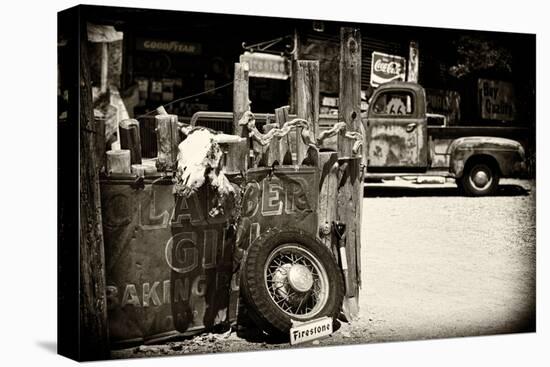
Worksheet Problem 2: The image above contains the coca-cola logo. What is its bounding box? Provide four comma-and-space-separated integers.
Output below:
374, 59, 402, 76
370, 52, 406, 87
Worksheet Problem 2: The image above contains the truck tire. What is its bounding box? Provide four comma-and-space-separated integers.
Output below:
459, 161, 499, 196
240, 228, 344, 337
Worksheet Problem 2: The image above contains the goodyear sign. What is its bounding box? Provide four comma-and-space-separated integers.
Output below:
136, 38, 202, 55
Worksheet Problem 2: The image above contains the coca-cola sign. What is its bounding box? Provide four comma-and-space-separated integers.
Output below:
370, 51, 406, 87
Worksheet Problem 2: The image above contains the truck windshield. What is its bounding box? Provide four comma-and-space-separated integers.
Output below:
372, 92, 414, 116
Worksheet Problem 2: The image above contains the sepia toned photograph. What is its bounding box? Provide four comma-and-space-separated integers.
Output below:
57, 4, 536, 362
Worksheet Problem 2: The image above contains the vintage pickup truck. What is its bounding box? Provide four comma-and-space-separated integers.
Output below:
357, 82, 527, 196
167, 81, 527, 197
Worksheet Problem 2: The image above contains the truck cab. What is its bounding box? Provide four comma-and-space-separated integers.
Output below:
364, 82, 527, 196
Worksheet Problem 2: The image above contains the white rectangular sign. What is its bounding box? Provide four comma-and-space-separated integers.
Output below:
370, 51, 406, 87
289, 317, 333, 345
240, 52, 290, 80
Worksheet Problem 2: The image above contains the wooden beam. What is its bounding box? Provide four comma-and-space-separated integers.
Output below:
222, 138, 248, 173
78, 22, 110, 360
106, 150, 131, 174
337, 27, 363, 321
233, 62, 250, 137
262, 123, 281, 166
155, 114, 180, 171
100, 42, 108, 94
407, 40, 419, 83
275, 105, 293, 164
294, 60, 319, 165
289, 29, 300, 114
338, 27, 362, 159
318, 151, 339, 254
94, 115, 106, 173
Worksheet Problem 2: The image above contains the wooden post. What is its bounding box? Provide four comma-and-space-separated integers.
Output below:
289, 29, 299, 114
94, 115, 106, 173
337, 27, 362, 320
119, 119, 142, 165
106, 150, 131, 174
318, 151, 339, 255
263, 123, 282, 166
100, 42, 109, 94
79, 22, 110, 360
294, 60, 319, 165
222, 138, 248, 174
338, 27, 362, 158
131, 163, 156, 177
407, 40, 419, 83
233, 62, 250, 137
155, 114, 180, 171
275, 105, 293, 164
156, 105, 168, 115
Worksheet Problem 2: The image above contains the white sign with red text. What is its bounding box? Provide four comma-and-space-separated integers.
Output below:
371, 51, 406, 87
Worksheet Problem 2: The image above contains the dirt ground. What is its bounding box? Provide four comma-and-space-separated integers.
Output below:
112, 179, 536, 359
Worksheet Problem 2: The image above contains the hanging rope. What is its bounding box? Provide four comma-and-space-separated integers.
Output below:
135, 80, 234, 120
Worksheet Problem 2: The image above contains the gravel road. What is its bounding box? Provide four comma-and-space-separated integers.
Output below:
113, 179, 536, 359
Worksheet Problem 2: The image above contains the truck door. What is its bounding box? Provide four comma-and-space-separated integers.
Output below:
366, 88, 428, 169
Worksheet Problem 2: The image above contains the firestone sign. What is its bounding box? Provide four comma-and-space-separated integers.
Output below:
478, 79, 515, 121
370, 51, 406, 87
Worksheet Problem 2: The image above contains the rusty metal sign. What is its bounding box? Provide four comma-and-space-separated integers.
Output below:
101, 167, 319, 346
240, 52, 290, 80
236, 167, 319, 250
478, 79, 515, 121
426, 88, 461, 125
101, 176, 236, 346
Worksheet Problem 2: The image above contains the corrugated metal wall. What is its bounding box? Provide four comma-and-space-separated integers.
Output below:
361, 37, 406, 88
300, 31, 408, 91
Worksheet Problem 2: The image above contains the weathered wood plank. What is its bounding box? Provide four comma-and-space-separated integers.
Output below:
318, 151, 339, 255
106, 149, 131, 174
337, 27, 362, 159
337, 27, 363, 320
79, 23, 110, 360
275, 105, 293, 164
407, 40, 419, 83
295, 60, 319, 166
155, 114, 180, 171
233, 62, 250, 137
263, 123, 282, 166
94, 115, 106, 173
222, 137, 248, 174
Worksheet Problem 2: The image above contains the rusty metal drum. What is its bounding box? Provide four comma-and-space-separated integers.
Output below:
101, 174, 237, 347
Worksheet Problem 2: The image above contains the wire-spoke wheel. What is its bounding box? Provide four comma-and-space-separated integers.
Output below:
240, 228, 344, 337
264, 244, 330, 320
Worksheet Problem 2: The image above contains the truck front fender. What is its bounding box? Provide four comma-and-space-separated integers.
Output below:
448, 136, 526, 178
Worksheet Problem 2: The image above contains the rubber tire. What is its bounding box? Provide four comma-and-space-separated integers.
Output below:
240, 227, 345, 338
460, 161, 499, 196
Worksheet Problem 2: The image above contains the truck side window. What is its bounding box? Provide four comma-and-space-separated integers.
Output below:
372, 92, 414, 116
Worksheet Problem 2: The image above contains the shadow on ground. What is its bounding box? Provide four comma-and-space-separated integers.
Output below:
364, 184, 529, 198
36, 341, 57, 354
235, 311, 342, 345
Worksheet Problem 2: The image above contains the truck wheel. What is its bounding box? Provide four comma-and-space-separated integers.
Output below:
460, 161, 499, 196
240, 228, 344, 337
